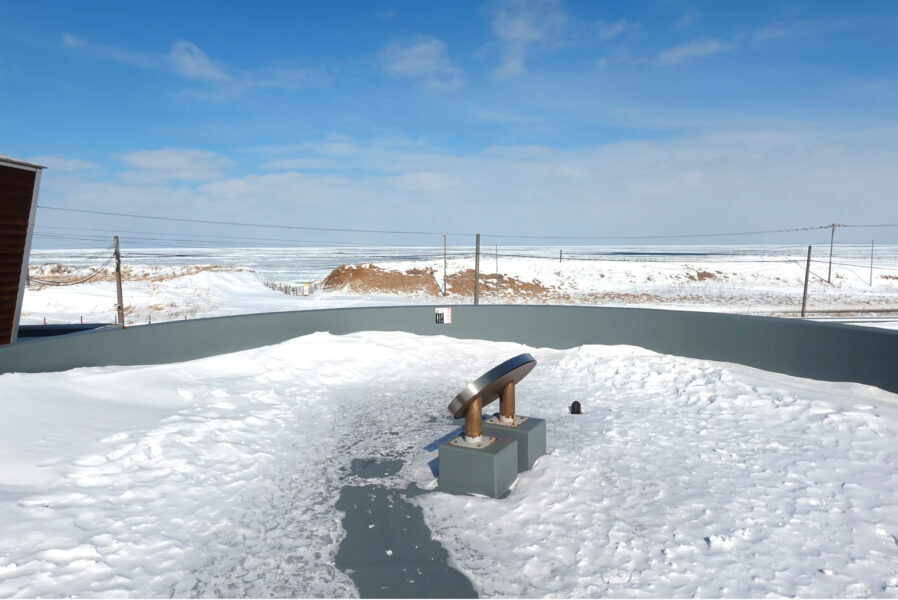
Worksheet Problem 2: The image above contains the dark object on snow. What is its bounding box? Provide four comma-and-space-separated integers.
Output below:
570, 401, 582, 414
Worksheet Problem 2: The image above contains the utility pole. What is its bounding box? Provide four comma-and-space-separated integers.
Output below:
474, 233, 480, 305
801, 245, 811, 318
495, 245, 499, 297
113, 236, 125, 327
870, 240, 874, 286
443, 234, 447, 296
827, 223, 838, 283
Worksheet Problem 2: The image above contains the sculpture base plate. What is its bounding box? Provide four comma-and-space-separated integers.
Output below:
448, 435, 496, 450
485, 415, 528, 428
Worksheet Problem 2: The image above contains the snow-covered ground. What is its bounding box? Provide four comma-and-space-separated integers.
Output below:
20, 245, 898, 327
2, 331, 898, 597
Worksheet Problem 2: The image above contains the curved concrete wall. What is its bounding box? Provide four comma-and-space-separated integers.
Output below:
2, 305, 897, 394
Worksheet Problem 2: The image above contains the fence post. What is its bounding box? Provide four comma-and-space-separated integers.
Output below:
801, 245, 812, 317
474, 233, 480, 305
495, 245, 499, 297
114, 236, 125, 328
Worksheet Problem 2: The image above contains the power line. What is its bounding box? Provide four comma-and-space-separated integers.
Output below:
37, 205, 469, 237
33, 225, 441, 249
27, 254, 115, 286
34, 206, 898, 244
809, 258, 898, 273
481, 224, 835, 241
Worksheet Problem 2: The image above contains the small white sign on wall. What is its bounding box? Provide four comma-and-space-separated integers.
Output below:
435, 307, 452, 324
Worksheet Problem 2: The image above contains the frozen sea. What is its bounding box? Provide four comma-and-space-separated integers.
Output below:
28, 243, 898, 285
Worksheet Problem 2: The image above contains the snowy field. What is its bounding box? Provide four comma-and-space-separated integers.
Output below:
21, 245, 898, 327
2, 331, 898, 597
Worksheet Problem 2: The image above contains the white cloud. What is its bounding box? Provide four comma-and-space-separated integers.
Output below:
389, 171, 458, 193
60, 33, 85, 48
61, 34, 321, 98
60, 33, 157, 69
751, 21, 849, 45
28, 156, 99, 172
656, 39, 727, 66
38, 180, 201, 218
674, 8, 701, 30
293, 134, 362, 157
259, 136, 364, 170
258, 135, 412, 171
198, 172, 311, 204
252, 67, 320, 91
470, 109, 547, 129
169, 40, 230, 82
261, 157, 338, 171
595, 19, 632, 41
253, 134, 362, 157
37, 126, 885, 242
753, 23, 794, 44
383, 36, 464, 92
118, 149, 233, 183
181, 66, 323, 101
490, 0, 567, 79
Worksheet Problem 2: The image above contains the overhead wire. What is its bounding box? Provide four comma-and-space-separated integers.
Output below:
39, 204, 898, 242
33, 224, 442, 249
30, 208, 898, 285
37, 205, 471, 237
495, 251, 809, 265
480, 224, 838, 241
809, 258, 898, 273
27, 253, 115, 286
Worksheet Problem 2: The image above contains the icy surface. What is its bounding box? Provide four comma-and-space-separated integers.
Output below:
2, 331, 898, 597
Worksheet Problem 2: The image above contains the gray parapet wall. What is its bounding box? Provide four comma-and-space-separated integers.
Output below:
3, 305, 897, 394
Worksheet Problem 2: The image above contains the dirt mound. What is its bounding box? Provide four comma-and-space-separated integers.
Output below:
446, 269, 558, 300
322, 264, 442, 295
321, 264, 567, 300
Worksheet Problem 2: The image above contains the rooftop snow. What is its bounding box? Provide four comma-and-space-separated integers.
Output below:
1, 331, 896, 597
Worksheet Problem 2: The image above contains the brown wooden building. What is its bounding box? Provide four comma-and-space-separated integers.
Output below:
0, 155, 43, 345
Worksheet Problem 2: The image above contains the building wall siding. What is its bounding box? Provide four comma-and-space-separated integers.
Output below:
0, 164, 38, 345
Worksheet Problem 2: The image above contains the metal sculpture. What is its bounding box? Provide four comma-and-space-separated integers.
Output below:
447, 353, 537, 443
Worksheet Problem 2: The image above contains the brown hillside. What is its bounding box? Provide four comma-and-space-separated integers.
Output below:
322, 264, 442, 295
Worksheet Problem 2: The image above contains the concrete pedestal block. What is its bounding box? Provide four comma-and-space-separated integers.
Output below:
482, 415, 546, 472
438, 437, 518, 498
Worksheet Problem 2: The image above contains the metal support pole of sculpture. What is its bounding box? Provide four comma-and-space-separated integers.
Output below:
464, 397, 483, 442
499, 382, 515, 421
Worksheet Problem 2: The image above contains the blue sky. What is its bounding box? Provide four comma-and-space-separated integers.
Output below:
2, 0, 897, 247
